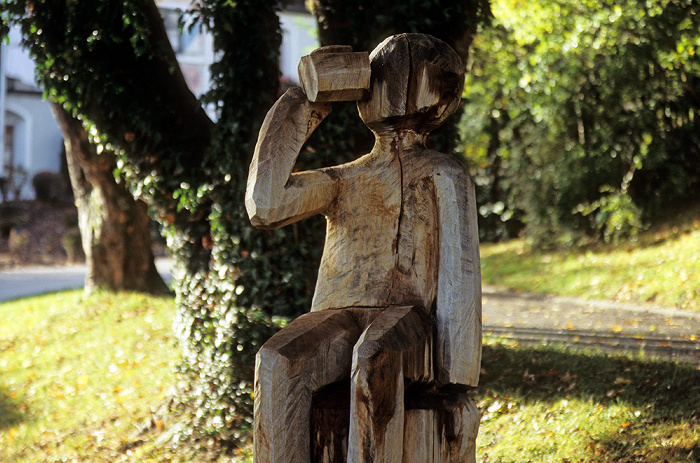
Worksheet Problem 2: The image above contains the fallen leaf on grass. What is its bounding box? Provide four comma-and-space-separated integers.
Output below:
487, 400, 503, 414
523, 370, 536, 384
614, 377, 632, 386
606, 389, 625, 398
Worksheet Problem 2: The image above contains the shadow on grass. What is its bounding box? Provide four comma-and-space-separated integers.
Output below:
0, 388, 25, 431
480, 342, 700, 411
478, 342, 700, 461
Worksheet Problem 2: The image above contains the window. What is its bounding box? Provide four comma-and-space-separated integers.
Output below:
3, 124, 13, 171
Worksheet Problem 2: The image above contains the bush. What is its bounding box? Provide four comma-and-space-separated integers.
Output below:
460, 0, 700, 247
32, 171, 68, 203
0, 203, 27, 238
575, 187, 644, 244
8, 227, 29, 258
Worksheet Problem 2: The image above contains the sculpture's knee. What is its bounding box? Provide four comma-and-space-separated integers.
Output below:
353, 345, 402, 407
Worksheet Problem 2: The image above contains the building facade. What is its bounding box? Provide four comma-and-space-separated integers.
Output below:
1, 27, 64, 200
0, 4, 318, 200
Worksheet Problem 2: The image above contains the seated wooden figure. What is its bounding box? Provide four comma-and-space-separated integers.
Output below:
246, 33, 482, 463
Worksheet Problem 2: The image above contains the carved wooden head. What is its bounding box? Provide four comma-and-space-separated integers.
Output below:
357, 33, 465, 134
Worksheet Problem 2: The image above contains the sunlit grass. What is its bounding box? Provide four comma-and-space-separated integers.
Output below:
480, 211, 700, 311
0, 290, 181, 462
476, 338, 700, 462
2, 292, 698, 462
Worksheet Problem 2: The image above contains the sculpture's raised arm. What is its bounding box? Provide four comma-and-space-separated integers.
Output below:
246, 46, 370, 231
245, 87, 334, 229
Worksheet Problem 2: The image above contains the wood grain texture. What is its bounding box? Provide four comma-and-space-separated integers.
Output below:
348, 306, 431, 463
434, 167, 482, 387
357, 33, 464, 133
245, 87, 334, 230
248, 33, 481, 462
313, 384, 480, 463
298, 47, 371, 102
254, 309, 361, 463
312, 380, 351, 462
402, 393, 480, 463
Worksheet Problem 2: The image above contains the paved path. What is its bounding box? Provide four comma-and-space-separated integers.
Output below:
0, 258, 173, 302
1, 264, 698, 361
483, 285, 700, 362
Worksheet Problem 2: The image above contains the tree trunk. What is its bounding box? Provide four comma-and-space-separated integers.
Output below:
51, 103, 168, 294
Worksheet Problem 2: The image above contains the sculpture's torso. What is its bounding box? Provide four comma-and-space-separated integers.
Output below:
311, 141, 460, 313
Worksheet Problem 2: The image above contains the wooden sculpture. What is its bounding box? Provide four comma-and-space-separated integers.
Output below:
246, 33, 482, 463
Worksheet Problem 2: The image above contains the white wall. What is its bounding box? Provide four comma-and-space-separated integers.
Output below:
5, 27, 35, 83
2, 26, 64, 199
279, 11, 319, 84
4, 93, 64, 199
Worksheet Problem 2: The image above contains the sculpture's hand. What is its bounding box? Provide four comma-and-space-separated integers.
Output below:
284, 87, 332, 138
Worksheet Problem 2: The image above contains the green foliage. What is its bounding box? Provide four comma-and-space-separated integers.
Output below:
575, 186, 644, 244
461, 0, 700, 246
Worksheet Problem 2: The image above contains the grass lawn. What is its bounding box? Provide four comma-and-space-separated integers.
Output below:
0, 290, 192, 462
1, 290, 699, 461
480, 205, 700, 312
477, 337, 700, 462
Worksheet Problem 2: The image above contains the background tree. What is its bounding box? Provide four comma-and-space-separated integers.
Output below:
2, 0, 490, 449
461, 0, 700, 246
2, 0, 280, 446
52, 104, 167, 294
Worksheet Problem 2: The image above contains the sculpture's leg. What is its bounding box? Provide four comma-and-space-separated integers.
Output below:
443, 392, 480, 463
254, 309, 362, 463
347, 306, 432, 463
403, 391, 480, 463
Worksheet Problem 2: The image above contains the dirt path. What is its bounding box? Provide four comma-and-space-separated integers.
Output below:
483, 285, 700, 362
